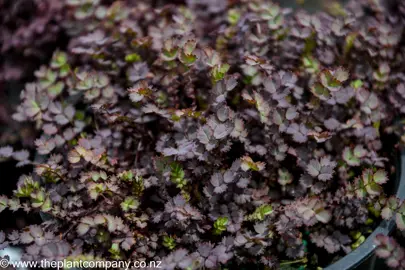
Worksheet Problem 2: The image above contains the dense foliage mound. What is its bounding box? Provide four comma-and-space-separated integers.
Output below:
1, 0, 405, 269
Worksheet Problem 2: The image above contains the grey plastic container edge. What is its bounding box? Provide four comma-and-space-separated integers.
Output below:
325, 149, 405, 270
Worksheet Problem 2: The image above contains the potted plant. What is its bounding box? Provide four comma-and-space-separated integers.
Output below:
0, 0, 405, 269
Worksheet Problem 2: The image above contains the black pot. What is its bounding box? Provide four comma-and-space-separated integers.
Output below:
325, 149, 405, 270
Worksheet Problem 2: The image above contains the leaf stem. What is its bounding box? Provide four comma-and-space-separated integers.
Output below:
279, 258, 307, 266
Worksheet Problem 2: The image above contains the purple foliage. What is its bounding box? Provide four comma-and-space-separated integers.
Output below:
2, 0, 405, 269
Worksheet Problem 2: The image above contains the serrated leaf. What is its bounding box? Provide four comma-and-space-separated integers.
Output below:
307, 160, 321, 177
381, 207, 393, 220
373, 170, 388, 184
285, 107, 297, 120
315, 209, 332, 223
26, 100, 41, 117
162, 48, 178, 61
0, 146, 13, 158
334, 67, 349, 82
241, 156, 265, 172
353, 145, 367, 158
68, 150, 81, 164
311, 82, 330, 100
48, 82, 65, 97
366, 182, 382, 196
211, 64, 230, 82
120, 196, 140, 212
197, 126, 212, 144
272, 110, 283, 125
179, 52, 197, 66
0, 196, 8, 213
183, 40, 197, 55
320, 70, 341, 91
223, 170, 234, 184
278, 168, 293, 185
343, 147, 360, 166
362, 169, 373, 184
77, 223, 90, 236
214, 124, 231, 139
217, 106, 230, 122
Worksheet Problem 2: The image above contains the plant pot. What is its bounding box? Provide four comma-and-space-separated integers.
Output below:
325, 148, 405, 270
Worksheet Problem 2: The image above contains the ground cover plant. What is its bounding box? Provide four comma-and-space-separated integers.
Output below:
1, 0, 405, 269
